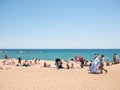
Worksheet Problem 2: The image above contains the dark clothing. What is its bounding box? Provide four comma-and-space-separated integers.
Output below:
4, 55, 8, 59
80, 59, 85, 68
55, 58, 61, 65
58, 64, 63, 69
44, 62, 47, 67
55, 58, 63, 69
18, 57, 22, 65
23, 63, 29, 67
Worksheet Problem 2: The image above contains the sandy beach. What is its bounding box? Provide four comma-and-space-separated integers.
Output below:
1, 0, 120, 90
0, 59, 120, 90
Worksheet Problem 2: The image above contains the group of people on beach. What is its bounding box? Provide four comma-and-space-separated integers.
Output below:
89, 54, 108, 74
16, 56, 41, 67
55, 58, 74, 70
0, 55, 15, 69
0, 53, 120, 74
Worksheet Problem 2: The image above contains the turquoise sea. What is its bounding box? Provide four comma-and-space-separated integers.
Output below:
0, 49, 120, 62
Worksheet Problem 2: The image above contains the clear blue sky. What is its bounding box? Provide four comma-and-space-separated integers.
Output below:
0, 0, 120, 49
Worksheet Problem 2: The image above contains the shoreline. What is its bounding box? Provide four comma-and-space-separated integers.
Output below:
0, 49, 119, 61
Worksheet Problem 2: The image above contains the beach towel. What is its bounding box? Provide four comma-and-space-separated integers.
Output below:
89, 57, 101, 73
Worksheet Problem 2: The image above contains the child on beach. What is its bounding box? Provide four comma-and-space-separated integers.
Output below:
84, 60, 89, 66
106, 60, 111, 66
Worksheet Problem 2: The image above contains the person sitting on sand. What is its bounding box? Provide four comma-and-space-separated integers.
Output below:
6, 58, 15, 65
113, 54, 119, 64
55, 58, 60, 66
29, 61, 34, 66
44, 62, 47, 67
43, 62, 50, 68
66, 60, 70, 69
34, 59, 40, 64
58, 60, 63, 69
75, 54, 80, 62
66, 59, 75, 69
55, 58, 64, 70
70, 63, 74, 69
106, 60, 111, 66
84, 60, 89, 66
66, 63, 70, 69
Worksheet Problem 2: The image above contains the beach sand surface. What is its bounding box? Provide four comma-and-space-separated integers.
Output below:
0, 60, 120, 90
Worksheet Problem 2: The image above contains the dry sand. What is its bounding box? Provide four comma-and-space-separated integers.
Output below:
0, 59, 120, 90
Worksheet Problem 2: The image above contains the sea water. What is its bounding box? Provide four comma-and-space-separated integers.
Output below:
0, 49, 120, 62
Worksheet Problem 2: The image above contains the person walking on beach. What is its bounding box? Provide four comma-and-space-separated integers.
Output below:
18, 56, 22, 65
100, 55, 107, 74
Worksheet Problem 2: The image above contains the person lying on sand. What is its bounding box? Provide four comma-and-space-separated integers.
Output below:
22, 60, 30, 67
43, 62, 51, 68
0, 61, 11, 70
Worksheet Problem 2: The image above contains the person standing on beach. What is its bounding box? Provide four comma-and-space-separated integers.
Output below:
113, 54, 119, 64
80, 56, 85, 68
100, 55, 107, 74
18, 56, 22, 65
4, 54, 8, 60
